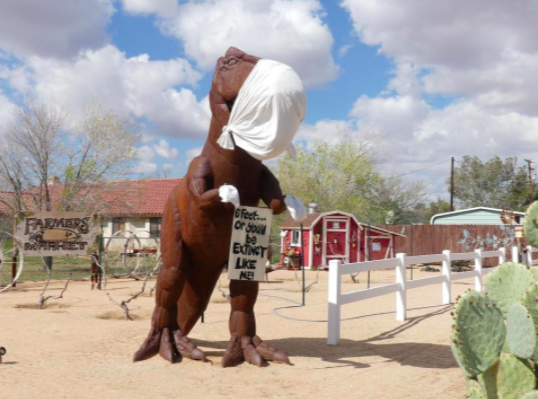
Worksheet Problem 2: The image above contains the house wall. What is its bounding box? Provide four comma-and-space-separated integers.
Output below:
433, 209, 524, 225
102, 217, 158, 251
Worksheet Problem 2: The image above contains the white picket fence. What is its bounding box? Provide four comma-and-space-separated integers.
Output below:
327, 246, 520, 345
526, 246, 538, 266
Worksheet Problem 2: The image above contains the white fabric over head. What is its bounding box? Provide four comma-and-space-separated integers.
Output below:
217, 59, 306, 161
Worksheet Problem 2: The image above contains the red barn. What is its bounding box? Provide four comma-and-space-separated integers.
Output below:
279, 208, 404, 269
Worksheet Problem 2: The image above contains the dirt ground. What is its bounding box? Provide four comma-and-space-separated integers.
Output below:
0, 268, 472, 399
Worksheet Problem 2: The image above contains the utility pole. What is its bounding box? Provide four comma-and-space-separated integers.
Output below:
450, 157, 455, 211
525, 159, 534, 203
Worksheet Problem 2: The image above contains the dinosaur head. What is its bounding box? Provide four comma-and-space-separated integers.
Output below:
210, 47, 260, 124
209, 47, 306, 161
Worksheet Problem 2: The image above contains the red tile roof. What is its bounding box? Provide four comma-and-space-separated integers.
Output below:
101, 178, 181, 217
0, 178, 182, 217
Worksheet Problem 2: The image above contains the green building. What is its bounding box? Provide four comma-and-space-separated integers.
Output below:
431, 207, 525, 225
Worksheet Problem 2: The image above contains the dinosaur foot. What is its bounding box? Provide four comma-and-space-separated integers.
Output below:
133, 326, 208, 364
221, 333, 292, 368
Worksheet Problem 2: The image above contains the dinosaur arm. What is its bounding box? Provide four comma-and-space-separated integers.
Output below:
260, 164, 287, 215
187, 156, 222, 210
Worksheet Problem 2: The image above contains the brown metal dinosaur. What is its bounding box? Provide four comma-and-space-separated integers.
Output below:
134, 47, 293, 367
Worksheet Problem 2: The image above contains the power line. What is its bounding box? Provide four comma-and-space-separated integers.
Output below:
394, 159, 451, 178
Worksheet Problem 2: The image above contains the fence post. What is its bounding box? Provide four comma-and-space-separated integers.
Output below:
499, 247, 506, 264
442, 250, 452, 305
474, 249, 483, 292
512, 245, 519, 263
11, 250, 17, 288
327, 259, 342, 345
396, 253, 407, 321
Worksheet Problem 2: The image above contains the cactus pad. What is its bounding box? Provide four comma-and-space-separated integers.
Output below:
522, 393, 538, 399
524, 201, 538, 248
467, 387, 487, 399
478, 363, 499, 399
496, 353, 535, 399
531, 268, 538, 280
507, 303, 536, 359
451, 291, 506, 376
485, 263, 535, 315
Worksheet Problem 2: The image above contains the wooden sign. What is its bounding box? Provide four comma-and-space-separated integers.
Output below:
15, 212, 100, 256
228, 206, 272, 282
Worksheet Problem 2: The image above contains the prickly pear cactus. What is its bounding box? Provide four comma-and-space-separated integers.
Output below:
496, 353, 535, 399
522, 392, 538, 399
467, 386, 487, 399
451, 291, 505, 377
524, 201, 538, 248
507, 303, 536, 359
531, 268, 538, 280
454, 254, 538, 398
478, 363, 498, 399
485, 263, 535, 315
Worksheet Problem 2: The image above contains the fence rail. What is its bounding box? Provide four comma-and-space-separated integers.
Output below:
327, 247, 513, 345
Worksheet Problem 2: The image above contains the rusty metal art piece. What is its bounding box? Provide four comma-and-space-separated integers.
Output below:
133, 47, 296, 367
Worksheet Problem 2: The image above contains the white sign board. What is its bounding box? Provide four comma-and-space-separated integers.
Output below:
228, 206, 272, 282
15, 212, 100, 256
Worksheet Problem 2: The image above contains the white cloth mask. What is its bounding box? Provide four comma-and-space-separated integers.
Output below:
217, 59, 307, 161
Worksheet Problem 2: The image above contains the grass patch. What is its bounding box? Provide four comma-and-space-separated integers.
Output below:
14, 302, 70, 310
96, 311, 144, 321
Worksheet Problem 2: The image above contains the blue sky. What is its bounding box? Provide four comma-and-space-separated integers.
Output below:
1, 0, 537, 203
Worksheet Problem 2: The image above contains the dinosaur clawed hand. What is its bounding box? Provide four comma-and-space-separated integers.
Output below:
133, 326, 208, 364
221, 333, 292, 368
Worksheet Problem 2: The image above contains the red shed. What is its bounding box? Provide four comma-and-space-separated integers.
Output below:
279, 209, 404, 269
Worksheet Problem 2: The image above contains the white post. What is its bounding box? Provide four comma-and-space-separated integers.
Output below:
527, 246, 534, 267
499, 247, 506, 265
512, 245, 519, 263
396, 253, 407, 321
327, 259, 342, 345
474, 249, 483, 292
442, 250, 452, 305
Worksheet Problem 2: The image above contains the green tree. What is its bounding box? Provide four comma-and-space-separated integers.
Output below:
273, 137, 427, 225
447, 156, 529, 211
413, 198, 452, 224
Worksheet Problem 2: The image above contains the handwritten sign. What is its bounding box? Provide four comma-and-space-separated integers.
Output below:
228, 206, 272, 282
15, 212, 100, 256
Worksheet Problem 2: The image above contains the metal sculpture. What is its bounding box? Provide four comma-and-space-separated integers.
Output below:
134, 47, 303, 367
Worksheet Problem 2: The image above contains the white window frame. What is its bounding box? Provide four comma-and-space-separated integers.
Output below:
291, 230, 301, 246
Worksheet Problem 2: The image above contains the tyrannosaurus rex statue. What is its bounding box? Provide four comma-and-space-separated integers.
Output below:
134, 47, 301, 367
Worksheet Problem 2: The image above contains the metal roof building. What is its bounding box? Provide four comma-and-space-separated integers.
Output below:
430, 207, 525, 225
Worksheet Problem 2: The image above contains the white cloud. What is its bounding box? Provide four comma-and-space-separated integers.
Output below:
351, 95, 430, 140
0, 0, 114, 59
121, 0, 178, 16
159, 0, 338, 87
341, 0, 538, 116
336, 0, 538, 193
153, 139, 178, 159
297, 119, 355, 146
162, 163, 174, 174
0, 91, 16, 135
185, 146, 203, 162
132, 161, 157, 174
136, 145, 154, 162
2, 45, 210, 138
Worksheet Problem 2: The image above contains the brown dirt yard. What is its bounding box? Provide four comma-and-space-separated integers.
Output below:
0, 268, 472, 399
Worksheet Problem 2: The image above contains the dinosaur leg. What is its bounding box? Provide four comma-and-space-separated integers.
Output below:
177, 261, 224, 336
133, 193, 206, 364
221, 280, 291, 367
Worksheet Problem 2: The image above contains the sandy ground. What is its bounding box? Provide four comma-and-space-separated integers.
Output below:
0, 268, 473, 399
